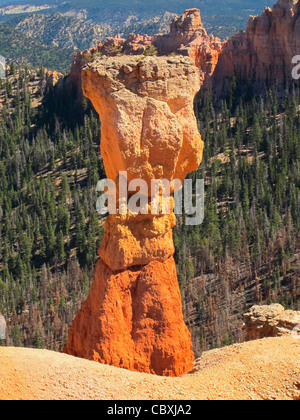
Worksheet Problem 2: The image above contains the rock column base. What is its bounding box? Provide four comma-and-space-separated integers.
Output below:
64, 257, 194, 377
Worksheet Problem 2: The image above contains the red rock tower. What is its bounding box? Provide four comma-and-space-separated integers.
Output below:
64, 10, 216, 377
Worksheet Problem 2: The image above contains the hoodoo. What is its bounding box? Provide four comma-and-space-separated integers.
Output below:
64, 1, 300, 377
64, 54, 205, 377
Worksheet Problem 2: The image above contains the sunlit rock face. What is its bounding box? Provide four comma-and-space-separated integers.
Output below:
64, 54, 205, 377
96, 8, 222, 87
244, 304, 300, 341
213, 0, 300, 93
81, 55, 203, 186
153, 8, 222, 85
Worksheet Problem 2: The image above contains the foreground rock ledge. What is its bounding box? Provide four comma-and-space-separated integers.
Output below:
64, 56, 204, 376
244, 304, 300, 341
2, 336, 300, 400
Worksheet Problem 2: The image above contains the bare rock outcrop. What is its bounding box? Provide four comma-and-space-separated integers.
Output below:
63, 2, 300, 107
84, 9, 222, 88
65, 257, 194, 377
64, 55, 204, 376
83, 55, 203, 272
153, 8, 222, 85
64, 1, 300, 377
99, 33, 154, 56
213, 0, 300, 93
81, 56, 203, 186
243, 304, 300, 341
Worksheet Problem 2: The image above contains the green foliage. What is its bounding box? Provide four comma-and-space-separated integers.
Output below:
0, 24, 73, 72
175, 85, 300, 351
0, 68, 105, 349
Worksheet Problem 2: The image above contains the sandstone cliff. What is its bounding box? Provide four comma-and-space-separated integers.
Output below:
98, 1, 300, 94
212, 0, 300, 93
64, 1, 300, 107
60, 13, 217, 376
64, 55, 204, 377
153, 8, 222, 85
44, 69, 63, 88
97, 7, 222, 68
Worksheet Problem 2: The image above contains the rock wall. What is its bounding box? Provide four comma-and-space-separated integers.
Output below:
212, 0, 300, 94
64, 55, 204, 377
243, 304, 300, 341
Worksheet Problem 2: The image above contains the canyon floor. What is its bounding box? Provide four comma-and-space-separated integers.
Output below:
0, 336, 299, 400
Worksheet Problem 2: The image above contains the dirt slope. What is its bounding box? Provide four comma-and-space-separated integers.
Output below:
0, 336, 299, 400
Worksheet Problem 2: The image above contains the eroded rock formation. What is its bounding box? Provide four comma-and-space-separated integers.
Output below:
243, 304, 300, 341
95, 0, 300, 94
73, 8, 222, 90
44, 69, 63, 89
213, 0, 300, 93
64, 55, 204, 376
153, 8, 222, 85
64, 1, 300, 109
65, 258, 195, 377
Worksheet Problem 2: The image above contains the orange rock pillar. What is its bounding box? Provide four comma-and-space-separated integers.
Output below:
64, 56, 204, 376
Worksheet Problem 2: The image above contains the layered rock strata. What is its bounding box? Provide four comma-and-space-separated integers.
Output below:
68, 8, 222, 95
64, 55, 204, 376
213, 0, 300, 93
98, 1, 300, 93
63, 1, 300, 376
